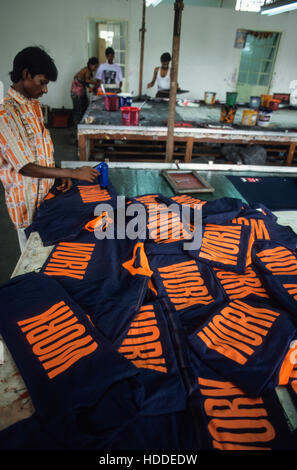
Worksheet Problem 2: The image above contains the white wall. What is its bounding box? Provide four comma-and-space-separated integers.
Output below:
0, 0, 297, 107
144, 4, 297, 101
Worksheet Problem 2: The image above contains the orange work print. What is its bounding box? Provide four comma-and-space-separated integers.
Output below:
17, 301, 98, 379
77, 185, 111, 203
197, 300, 279, 365
148, 207, 192, 244
199, 225, 242, 266
158, 260, 214, 311
256, 246, 297, 275
283, 284, 297, 300
134, 194, 193, 243
171, 195, 207, 210
118, 305, 167, 373
198, 377, 276, 450
232, 217, 270, 241
43, 242, 95, 279
214, 266, 268, 300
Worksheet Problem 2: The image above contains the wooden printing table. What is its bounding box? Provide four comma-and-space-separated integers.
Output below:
1, 162, 297, 437
78, 97, 297, 165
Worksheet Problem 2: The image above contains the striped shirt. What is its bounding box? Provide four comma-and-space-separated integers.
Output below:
0, 87, 55, 229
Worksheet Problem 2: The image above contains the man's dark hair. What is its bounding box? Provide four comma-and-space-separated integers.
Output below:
105, 47, 115, 56
9, 46, 58, 83
160, 52, 171, 63
87, 57, 99, 68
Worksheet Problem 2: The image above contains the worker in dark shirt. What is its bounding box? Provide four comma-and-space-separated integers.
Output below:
71, 57, 99, 126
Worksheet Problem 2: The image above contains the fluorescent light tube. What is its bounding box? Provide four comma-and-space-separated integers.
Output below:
146, 0, 163, 6
261, 0, 297, 15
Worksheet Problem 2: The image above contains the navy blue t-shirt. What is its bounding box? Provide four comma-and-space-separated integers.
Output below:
253, 241, 297, 321
188, 297, 297, 397
146, 252, 228, 332
116, 301, 187, 415
40, 226, 151, 345
189, 355, 297, 450
0, 273, 144, 449
26, 178, 119, 246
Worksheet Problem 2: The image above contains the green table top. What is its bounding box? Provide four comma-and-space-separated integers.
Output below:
109, 168, 297, 202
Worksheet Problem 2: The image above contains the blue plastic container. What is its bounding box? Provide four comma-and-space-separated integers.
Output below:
94, 162, 109, 188
249, 96, 261, 109
118, 94, 132, 108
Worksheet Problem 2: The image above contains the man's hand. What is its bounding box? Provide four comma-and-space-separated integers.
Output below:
147, 82, 153, 89
56, 177, 72, 192
72, 166, 99, 182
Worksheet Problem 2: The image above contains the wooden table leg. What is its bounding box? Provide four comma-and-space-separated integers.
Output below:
78, 134, 88, 161
89, 138, 95, 159
185, 137, 194, 163
286, 142, 297, 166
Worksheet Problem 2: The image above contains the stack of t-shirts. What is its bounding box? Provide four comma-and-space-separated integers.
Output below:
1, 184, 297, 450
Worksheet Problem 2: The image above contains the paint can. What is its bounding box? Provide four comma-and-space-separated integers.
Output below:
249, 96, 261, 109
220, 105, 237, 124
204, 91, 216, 105
104, 95, 119, 111
118, 93, 133, 108
226, 92, 238, 107
260, 94, 273, 108
241, 109, 258, 126
268, 99, 281, 111
121, 107, 140, 126
257, 110, 272, 127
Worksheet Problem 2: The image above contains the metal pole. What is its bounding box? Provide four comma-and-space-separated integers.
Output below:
165, 0, 184, 162
138, 0, 146, 97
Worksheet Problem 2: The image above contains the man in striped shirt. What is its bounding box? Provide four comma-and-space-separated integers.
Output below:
0, 47, 99, 251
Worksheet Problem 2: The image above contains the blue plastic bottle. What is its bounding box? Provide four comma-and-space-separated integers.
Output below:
94, 162, 108, 188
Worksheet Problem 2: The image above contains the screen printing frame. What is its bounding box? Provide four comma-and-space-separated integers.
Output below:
161, 169, 215, 193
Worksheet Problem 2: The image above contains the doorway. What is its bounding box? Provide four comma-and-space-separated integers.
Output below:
236, 31, 281, 103
87, 18, 128, 91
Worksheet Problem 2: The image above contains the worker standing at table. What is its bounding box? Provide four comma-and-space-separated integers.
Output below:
95, 47, 123, 93
147, 52, 174, 97
0, 46, 99, 252
71, 57, 99, 126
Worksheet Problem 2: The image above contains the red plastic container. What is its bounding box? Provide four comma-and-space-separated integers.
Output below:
269, 99, 281, 111
104, 95, 119, 111
120, 106, 140, 126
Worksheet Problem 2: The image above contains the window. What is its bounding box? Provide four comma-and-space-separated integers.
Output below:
237, 32, 280, 87
235, 0, 272, 12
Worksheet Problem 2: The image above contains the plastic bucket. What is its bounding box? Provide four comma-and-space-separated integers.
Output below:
241, 109, 258, 126
104, 95, 119, 111
269, 99, 281, 111
257, 111, 272, 127
249, 96, 261, 109
260, 94, 273, 108
226, 92, 238, 107
121, 107, 140, 126
118, 93, 132, 108
220, 105, 237, 124
204, 91, 216, 105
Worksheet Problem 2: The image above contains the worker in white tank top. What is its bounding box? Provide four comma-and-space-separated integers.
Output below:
147, 52, 172, 97
156, 67, 170, 91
